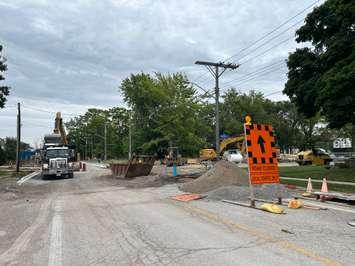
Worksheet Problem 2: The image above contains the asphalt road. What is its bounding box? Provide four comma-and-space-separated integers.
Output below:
0, 164, 354, 266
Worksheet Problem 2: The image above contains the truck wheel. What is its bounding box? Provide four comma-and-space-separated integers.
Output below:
68, 173, 74, 179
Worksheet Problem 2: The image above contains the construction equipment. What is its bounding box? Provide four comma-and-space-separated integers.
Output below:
40, 112, 75, 178
110, 155, 155, 178
296, 148, 332, 166
199, 135, 245, 161
163, 147, 187, 166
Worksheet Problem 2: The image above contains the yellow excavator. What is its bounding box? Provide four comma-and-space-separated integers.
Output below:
199, 135, 245, 161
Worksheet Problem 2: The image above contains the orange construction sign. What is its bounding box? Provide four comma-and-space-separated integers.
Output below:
244, 124, 280, 185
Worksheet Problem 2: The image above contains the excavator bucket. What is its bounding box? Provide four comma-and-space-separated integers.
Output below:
110, 155, 156, 178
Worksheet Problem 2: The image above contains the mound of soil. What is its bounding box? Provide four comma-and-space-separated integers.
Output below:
179, 161, 249, 193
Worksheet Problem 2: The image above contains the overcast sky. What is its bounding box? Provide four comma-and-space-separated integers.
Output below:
0, 0, 323, 146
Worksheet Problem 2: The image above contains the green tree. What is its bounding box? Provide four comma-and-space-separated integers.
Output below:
0, 45, 10, 108
221, 89, 274, 134
120, 72, 205, 156
0, 137, 31, 163
65, 108, 130, 159
284, 0, 355, 152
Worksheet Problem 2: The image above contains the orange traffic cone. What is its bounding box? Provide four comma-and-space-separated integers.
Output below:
306, 177, 313, 193
321, 178, 328, 193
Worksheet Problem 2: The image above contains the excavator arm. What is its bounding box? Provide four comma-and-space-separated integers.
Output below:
219, 135, 245, 154
54, 112, 68, 145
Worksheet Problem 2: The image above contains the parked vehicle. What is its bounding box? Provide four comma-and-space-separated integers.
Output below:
222, 149, 243, 163
296, 148, 332, 166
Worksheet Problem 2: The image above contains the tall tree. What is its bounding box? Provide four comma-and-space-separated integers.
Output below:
120, 73, 205, 156
0, 45, 10, 108
284, 0, 355, 152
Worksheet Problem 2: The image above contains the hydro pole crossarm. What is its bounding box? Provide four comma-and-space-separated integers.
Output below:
194, 60, 240, 154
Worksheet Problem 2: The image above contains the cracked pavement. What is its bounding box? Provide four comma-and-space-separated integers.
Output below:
0, 163, 354, 265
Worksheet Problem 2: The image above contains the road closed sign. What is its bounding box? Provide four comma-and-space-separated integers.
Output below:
244, 124, 280, 185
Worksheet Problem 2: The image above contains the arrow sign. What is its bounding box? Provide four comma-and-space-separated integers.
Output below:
257, 136, 265, 153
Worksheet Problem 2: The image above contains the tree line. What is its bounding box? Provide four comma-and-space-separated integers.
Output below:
0, 138, 31, 165
65, 72, 351, 159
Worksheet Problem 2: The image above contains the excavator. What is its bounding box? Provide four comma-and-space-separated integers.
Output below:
199, 135, 245, 162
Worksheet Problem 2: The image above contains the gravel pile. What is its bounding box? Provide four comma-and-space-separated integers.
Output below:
206, 184, 292, 202
179, 160, 249, 193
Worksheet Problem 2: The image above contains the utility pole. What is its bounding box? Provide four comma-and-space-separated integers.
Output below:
128, 112, 132, 160
91, 136, 93, 160
16, 102, 21, 173
195, 61, 239, 153
104, 123, 107, 161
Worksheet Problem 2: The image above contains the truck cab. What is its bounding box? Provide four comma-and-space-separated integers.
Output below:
41, 146, 74, 178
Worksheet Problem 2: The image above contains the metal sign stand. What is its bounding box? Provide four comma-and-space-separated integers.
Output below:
244, 122, 256, 208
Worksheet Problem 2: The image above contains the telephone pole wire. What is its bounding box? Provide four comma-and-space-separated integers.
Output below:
16, 102, 21, 173
195, 61, 239, 154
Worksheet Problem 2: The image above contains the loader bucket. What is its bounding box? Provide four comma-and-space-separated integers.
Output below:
110, 155, 155, 178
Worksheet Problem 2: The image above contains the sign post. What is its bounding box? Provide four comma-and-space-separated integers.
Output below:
244, 120, 280, 207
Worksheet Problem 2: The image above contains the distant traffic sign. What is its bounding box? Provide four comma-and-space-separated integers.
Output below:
244, 124, 280, 185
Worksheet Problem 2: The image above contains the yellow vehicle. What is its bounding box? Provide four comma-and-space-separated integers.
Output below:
199, 135, 245, 161
296, 148, 332, 166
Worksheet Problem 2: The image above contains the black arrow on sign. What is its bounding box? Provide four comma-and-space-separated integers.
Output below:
257, 136, 265, 153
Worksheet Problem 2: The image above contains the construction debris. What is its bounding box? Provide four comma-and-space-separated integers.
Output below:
179, 160, 249, 193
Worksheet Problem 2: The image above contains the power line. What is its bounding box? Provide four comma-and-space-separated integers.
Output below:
230, 64, 286, 87
22, 105, 79, 117
223, 60, 285, 86
190, 0, 320, 85
223, 0, 320, 62
240, 36, 294, 65
234, 18, 304, 63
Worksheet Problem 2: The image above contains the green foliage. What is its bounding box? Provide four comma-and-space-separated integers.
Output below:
65, 107, 130, 159
284, 0, 355, 128
0, 137, 31, 164
220, 89, 273, 135
0, 45, 10, 108
120, 73, 206, 156
220, 89, 324, 151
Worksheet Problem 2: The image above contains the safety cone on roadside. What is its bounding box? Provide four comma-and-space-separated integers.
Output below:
321, 178, 328, 193
306, 177, 313, 193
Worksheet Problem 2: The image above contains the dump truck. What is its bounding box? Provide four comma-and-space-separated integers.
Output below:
296, 148, 332, 166
40, 112, 75, 178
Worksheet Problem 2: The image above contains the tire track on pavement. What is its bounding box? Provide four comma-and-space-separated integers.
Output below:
0, 198, 52, 266
48, 200, 64, 266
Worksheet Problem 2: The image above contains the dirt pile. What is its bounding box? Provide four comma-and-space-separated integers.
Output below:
179, 160, 249, 193
206, 184, 292, 202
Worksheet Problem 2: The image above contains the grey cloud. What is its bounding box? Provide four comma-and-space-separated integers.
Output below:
0, 0, 322, 144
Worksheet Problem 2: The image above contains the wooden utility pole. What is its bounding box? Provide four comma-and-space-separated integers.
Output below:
16, 102, 21, 173
104, 123, 107, 161
195, 61, 239, 153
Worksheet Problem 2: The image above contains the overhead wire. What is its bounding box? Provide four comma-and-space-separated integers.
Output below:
223, 59, 285, 86
231, 64, 286, 87
223, 0, 320, 62
189, 0, 320, 89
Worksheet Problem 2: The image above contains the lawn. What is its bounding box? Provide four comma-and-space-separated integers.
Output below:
279, 166, 355, 182
279, 165, 355, 193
